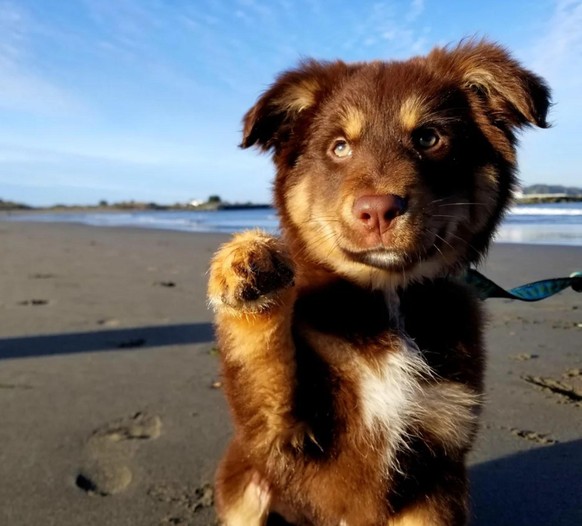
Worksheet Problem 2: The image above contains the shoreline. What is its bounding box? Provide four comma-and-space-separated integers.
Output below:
1, 210, 580, 246
1, 195, 581, 214
2, 208, 582, 248
1, 222, 581, 525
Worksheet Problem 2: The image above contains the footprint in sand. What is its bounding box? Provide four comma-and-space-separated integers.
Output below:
509, 427, 557, 445
18, 299, 50, 306
97, 318, 120, 327
76, 412, 162, 496
149, 482, 215, 524
155, 281, 177, 288
29, 273, 56, 279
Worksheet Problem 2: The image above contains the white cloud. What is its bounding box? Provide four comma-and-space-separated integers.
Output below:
407, 0, 425, 22
0, 142, 165, 166
0, 66, 86, 115
531, 0, 582, 84
235, 0, 275, 23
0, 1, 26, 65
340, 1, 430, 56
0, 1, 86, 115
514, 0, 582, 186
0, 137, 275, 206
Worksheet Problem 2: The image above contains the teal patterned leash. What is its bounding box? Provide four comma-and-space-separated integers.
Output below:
463, 269, 582, 301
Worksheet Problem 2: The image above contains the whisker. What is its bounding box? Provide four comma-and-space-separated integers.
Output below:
433, 232, 455, 252
292, 225, 339, 261
437, 202, 489, 207
447, 232, 481, 256
423, 197, 451, 208
432, 242, 445, 259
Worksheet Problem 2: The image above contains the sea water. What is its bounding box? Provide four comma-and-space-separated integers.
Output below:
496, 202, 582, 246
3, 202, 582, 246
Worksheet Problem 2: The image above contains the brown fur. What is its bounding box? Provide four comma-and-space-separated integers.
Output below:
208, 40, 550, 525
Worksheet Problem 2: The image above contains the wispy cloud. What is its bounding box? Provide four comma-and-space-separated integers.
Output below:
0, 69, 85, 114
341, 1, 430, 55
1, 0, 580, 203
82, 0, 162, 43
235, 0, 276, 25
407, 0, 425, 22
0, 1, 85, 115
514, 0, 582, 186
0, 1, 27, 66
531, 0, 582, 85
0, 138, 274, 205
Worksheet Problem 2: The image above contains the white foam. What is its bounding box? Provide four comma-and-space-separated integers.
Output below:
509, 206, 582, 216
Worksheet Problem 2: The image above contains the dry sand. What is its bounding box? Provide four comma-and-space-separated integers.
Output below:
0, 221, 580, 526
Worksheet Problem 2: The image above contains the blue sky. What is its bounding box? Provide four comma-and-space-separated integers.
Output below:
0, 0, 580, 206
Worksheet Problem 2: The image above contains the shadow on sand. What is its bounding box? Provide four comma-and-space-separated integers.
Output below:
3, 323, 580, 525
0, 322, 215, 360
470, 439, 582, 525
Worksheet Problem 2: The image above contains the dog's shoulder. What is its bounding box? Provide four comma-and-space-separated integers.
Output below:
401, 278, 485, 388
293, 280, 391, 342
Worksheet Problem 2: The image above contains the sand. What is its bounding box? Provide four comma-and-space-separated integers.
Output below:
0, 221, 580, 526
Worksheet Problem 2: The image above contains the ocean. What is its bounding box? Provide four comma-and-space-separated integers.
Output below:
3, 202, 582, 246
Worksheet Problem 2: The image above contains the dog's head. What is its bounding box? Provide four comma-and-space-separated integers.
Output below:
242, 41, 550, 288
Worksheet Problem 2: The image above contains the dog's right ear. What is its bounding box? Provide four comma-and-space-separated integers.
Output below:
427, 40, 551, 130
241, 60, 350, 152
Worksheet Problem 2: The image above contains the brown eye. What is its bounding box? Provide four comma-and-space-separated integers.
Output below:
413, 128, 440, 150
332, 139, 352, 158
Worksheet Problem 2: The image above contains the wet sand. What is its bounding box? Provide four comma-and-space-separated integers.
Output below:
0, 221, 580, 525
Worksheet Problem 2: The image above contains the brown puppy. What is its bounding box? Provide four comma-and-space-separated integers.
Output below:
208, 40, 550, 526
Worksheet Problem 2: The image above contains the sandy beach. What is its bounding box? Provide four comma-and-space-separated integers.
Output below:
1, 221, 581, 526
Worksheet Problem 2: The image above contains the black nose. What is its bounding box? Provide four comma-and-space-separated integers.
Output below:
352, 194, 407, 232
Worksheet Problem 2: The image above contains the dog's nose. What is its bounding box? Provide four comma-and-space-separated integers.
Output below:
352, 194, 407, 232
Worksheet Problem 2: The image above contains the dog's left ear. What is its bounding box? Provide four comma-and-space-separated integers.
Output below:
241, 60, 353, 152
429, 40, 551, 129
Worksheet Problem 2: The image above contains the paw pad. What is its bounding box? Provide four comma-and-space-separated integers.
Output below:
209, 231, 294, 312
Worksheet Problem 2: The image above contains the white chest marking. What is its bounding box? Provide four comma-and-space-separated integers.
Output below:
357, 337, 480, 473
358, 339, 430, 445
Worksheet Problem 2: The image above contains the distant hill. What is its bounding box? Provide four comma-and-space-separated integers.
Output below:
522, 184, 582, 196
0, 197, 271, 212
0, 199, 32, 211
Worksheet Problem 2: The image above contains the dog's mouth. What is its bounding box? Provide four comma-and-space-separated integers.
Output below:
340, 227, 449, 272
342, 247, 414, 270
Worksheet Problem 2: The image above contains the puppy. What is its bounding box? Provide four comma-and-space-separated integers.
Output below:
208, 40, 550, 526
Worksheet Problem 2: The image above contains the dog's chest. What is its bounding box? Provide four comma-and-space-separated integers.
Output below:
294, 283, 430, 454
358, 290, 429, 434
293, 281, 394, 342
356, 335, 429, 431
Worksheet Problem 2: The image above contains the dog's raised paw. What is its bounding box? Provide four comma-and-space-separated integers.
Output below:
208, 230, 294, 313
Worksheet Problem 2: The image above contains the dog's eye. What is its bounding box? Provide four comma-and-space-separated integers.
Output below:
413, 128, 440, 150
332, 140, 352, 158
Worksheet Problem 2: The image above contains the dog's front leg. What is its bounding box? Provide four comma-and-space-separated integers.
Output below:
208, 230, 306, 453
214, 445, 273, 526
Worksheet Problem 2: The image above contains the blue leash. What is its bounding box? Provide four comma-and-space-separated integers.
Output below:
463, 269, 582, 301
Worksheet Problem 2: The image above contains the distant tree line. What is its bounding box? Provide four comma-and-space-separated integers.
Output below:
522, 184, 582, 195
0, 194, 272, 211
0, 198, 32, 210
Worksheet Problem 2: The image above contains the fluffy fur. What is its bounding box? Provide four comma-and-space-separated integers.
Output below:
208, 40, 550, 525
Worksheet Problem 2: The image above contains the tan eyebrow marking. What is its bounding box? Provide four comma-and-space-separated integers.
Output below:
400, 95, 427, 131
339, 106, 365, 140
